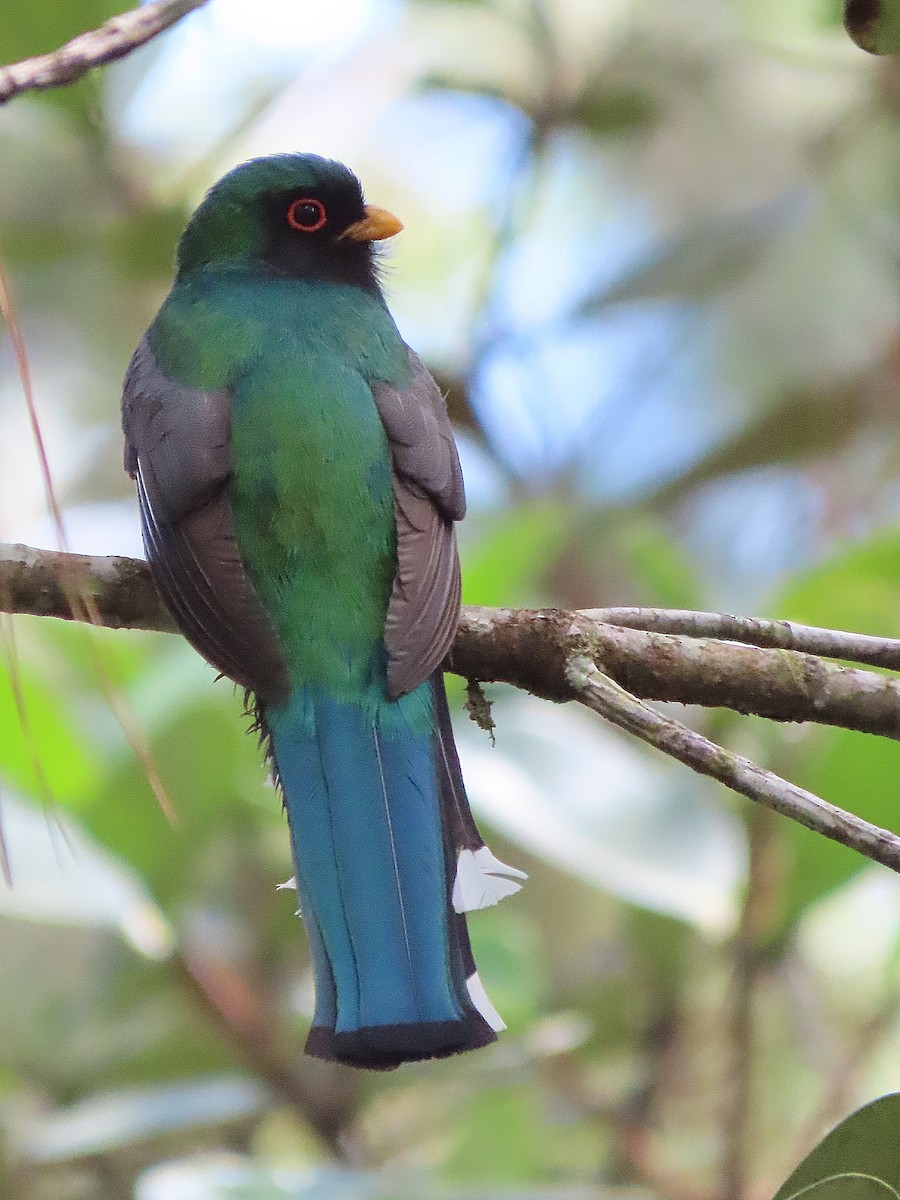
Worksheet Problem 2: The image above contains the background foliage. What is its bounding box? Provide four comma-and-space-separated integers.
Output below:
3, 0, 900, 1197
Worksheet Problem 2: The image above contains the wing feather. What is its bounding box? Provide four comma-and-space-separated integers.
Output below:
123, 337, 290, 704
373, 350, 466, 699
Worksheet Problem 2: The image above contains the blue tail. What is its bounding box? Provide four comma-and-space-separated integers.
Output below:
266, 675, 500, 1069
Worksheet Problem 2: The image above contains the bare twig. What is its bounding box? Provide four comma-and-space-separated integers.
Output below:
721, 808, 780, 1200
566, 655, 900, 875
0, 0, 209, 106
582, 607, 900, 671
171, 944, 362, 1160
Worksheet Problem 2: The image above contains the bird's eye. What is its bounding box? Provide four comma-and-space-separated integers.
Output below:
287, 197, 327, 233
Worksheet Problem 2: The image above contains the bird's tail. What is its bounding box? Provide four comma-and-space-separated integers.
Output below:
265, 673, 524, 1070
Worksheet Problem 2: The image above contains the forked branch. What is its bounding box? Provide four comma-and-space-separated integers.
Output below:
3, 540, 900, 876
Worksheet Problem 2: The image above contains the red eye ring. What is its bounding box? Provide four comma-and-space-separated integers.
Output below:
287, 197, 327, 233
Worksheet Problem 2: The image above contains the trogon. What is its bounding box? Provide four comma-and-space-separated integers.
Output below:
122, 154, 525, 1069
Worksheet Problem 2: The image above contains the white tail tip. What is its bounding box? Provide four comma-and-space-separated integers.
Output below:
467, 971, 506, 1031
452, 846, 527, 913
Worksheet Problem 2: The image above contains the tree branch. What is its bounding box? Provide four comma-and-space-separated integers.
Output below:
454, 606, 900, 739
4, 540, 900, 877
4, 542, 900, 737
0, 0, 209, 106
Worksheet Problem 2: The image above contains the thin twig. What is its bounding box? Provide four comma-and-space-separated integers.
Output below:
171, 944, 362, 1160
565, 654, 900, 875
722, 808, 779, 1200
0, 274, 177, 823
582, 607, 900, 671
0, 0, 209, 106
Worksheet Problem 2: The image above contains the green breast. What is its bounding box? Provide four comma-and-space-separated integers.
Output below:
149, 270, 411, 698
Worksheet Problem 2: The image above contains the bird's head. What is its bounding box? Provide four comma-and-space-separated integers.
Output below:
174, 154, 402, 292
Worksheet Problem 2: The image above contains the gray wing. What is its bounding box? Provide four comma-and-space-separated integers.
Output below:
373, 349, 466, 699
122, 336, 290, 706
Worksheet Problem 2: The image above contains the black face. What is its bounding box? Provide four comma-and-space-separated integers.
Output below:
261, 182, 379, 293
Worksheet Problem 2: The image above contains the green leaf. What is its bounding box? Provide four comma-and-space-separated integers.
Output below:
457, 693, 743, 932
845, 0, 900, 54
774, 530, 900, 926
0, 792, 170, 954
108, 203, 190, 281
0, 1, 122, 63
786, 1175, 899, 1199
467, 906, 545, 1030
613, 514, 704, 609
773, 1094, 900, 1199
445, 1087, 544, 1184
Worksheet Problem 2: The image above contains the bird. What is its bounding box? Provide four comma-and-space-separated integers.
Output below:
122, 153, 525, 1069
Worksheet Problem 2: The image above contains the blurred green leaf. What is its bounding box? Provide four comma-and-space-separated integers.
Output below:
83, 688, 278, 905
845, 0, 900, 53
461, 502, 571, 607
775, 523, 900, 926
0, 0, 122, 63
0, 792, 170, 953
613, 514, 704, 609
0, 0, 125, 123
772, 528, 900, 924
570, 86, 658, 138
458, 694, 744, 932
785, 730, 900, 923
445, 1088, 543, 1184
108, 203, 188, 280
468, 906, 545, 1030
0, 656, 97, 803
777, 530, 900, 637
774, 1094, 900, 1199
